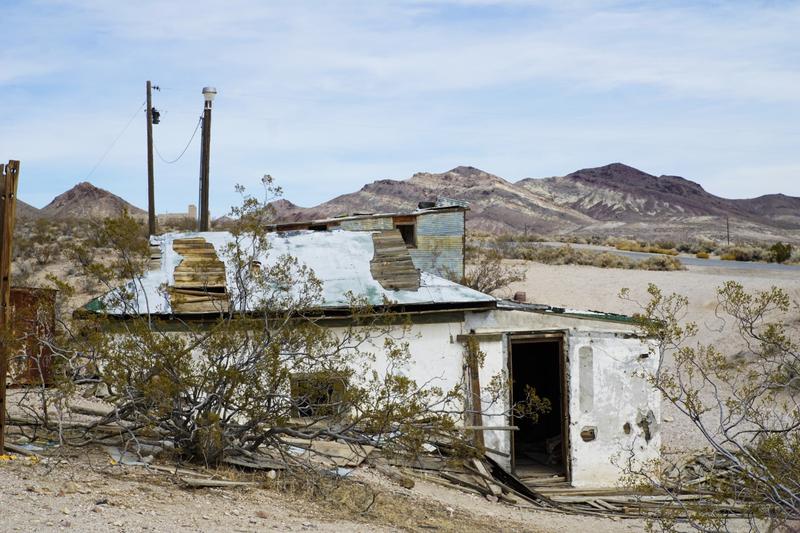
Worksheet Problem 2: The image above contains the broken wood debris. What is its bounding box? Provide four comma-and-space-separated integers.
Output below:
4, 398, 755, 519
182, 478, 259, 489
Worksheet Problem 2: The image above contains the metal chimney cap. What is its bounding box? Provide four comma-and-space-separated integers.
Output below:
202, 86, 217, 101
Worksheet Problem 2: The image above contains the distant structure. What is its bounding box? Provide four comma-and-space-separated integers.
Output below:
158, 204, 197, 226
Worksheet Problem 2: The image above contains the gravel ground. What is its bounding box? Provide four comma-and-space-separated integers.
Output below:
0, 447, 658, 533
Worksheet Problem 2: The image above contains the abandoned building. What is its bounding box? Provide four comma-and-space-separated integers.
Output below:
80, 201, 661, 489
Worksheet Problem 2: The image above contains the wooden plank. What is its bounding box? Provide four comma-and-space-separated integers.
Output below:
373, 462, 415, 489
182, 478, 258, 488
440, 472, 492, 496
383, 455, 467, 473
370, 230, 420, 291
471, 459, 502, 497
464, 338, 484, 449
0, 160, 20, 453
172, 301, 229, 314
464, 425, 519, 431
222, 455, 287, 471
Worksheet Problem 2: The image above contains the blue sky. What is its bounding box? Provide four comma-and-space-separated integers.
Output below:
2, 0, 799, 215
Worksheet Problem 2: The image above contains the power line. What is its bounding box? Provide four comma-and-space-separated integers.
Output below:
154, 116, 202, 164
85, 101, 145, 181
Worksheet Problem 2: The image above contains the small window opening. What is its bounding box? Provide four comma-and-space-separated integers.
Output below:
395, 223, 416, 248
290, 372, 347, 418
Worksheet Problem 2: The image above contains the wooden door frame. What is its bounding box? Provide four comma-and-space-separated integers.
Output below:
507, 332, 571, 482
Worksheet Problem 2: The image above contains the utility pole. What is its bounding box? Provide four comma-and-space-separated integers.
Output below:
726, 216, 730, 245
146, 80, 158, 236
198, 86, 216, 231
0, 160, 20, 454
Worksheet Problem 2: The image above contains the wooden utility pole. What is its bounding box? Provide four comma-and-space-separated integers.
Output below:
198, 87, 216, 231
146, 81, 156, 236
726, 216, 731, 245
0, 160, 20, 453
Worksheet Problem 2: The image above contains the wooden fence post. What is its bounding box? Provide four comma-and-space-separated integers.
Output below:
0, 160, 20, 453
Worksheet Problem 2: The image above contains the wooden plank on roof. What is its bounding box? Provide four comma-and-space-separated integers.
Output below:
370, 230, 420, 291
169, 236, 229, 314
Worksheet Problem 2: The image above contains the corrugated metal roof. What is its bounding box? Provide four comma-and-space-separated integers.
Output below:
496, 300, 637, 324
82, 230, 495, 316
270, 202, 467, 231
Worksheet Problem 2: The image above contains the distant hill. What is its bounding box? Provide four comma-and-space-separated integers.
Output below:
38, 182, 145, 220
273, 163, 800, 242
16, 199, 42, 220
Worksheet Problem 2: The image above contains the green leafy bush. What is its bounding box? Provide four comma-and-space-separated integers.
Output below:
768, 242, 792, 264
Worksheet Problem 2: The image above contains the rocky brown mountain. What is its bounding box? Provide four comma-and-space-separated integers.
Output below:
517, 163, 790, 224
273, 166, 592, 234
274, 163, 800, 242
39, 182, 145, 220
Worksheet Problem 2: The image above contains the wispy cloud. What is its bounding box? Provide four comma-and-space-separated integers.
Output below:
2, 0, 798, 211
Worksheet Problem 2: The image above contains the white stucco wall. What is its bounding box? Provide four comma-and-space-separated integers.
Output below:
171, 305, 660, 488
566, 332, 660, 487
463, 308, 661, 487
324, 318, 512, 461
337, 320, 468, 396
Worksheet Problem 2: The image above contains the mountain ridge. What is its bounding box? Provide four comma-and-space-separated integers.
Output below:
273, 163, 800, 241
16, 164, 800, 242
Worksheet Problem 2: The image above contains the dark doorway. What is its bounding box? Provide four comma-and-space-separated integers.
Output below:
510, 338, 568, 480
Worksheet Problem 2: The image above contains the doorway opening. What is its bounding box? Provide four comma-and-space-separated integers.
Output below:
510, 336, 568, 483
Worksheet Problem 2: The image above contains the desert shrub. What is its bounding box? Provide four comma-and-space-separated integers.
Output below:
28, 218, 60, 265
719, 245, 764, 262
614, 239, 640, 252
615, 240, 678, 256
462, 249, 526, 294
12, 224, 33, 261
677, 239, 717, 254
695, 251, 710, 259
622, 283, 800, 529
162, 216, 197, 232
492, 232, 545, 244
10, 261, 33, 286
768, 242, 792, 264
639, 255, 683, 270
508, 244, 684, 271
32, 243, 58, 265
